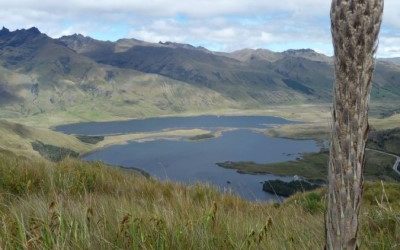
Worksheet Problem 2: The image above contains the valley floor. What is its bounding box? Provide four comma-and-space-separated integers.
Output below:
1, 104, 400, 172
3, 104, 332, 128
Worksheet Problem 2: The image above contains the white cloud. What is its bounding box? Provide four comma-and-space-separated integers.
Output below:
128, 15, 331, 52
0, 0, 399, 57
0, 0, 331, 17
379, 37, 400, 57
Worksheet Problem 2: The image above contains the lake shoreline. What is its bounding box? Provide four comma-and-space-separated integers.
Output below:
56, 116, 320, 201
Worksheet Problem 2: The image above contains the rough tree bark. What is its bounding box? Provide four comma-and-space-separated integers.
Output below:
326, 0, 383, 249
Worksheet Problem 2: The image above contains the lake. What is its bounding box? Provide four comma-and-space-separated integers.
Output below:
55, 116, 320, 201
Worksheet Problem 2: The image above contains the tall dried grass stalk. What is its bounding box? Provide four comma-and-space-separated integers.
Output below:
327, 0, 384, 249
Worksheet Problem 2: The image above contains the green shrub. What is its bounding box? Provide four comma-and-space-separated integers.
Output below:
298, 192, 325, 214
31, 141, 79, 162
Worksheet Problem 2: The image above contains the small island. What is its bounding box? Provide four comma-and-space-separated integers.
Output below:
188, 133, 216, 141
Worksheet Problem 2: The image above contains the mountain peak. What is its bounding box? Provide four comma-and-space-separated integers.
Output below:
222, 48, 280, 62
66, 33, 85, 39
58, 33, 113, 54
60, 33, 95, 42
283, 48, 316, 54
26, 27, 41, 35
0, 26, 42, 37
0, 27, 10, 35
281, 48, 331, 62
158, 41, 210, 52
0, 26, 46, 49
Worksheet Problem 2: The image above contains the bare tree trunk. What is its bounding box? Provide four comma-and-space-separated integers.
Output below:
326, 0, 383, 249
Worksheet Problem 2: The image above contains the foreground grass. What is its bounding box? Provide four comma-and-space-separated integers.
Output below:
0, 150, 399, 249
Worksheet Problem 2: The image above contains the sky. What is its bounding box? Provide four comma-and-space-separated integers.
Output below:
0, 0, 399, 57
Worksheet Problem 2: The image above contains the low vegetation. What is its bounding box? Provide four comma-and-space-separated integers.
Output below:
368, 128, 400, 155
188, 133, 215, 141
263, 180, 322, 197
0, 150, 399, 249
75, 135, 105, 145
217, 149, 399, 182
31, 141, 79, 162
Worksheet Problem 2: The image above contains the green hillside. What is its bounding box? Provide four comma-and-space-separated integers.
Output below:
1, 27, 399, 125
60, 33, 400, 105
0, 28, 236, 123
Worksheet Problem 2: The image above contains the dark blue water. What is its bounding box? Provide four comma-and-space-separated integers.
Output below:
55, 115, 297, 135
56, 116, 319, 201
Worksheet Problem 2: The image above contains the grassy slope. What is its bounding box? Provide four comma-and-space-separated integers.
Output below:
0, 120, 91, 158
0, 63, 237, 128
0, 150, 399, 249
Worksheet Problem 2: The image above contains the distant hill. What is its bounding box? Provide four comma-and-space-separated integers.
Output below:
0, 27, 235, 120
59, 31, 400, 104
217, 48, 331, 63
59, 34, 332, 104
216, 48, 281, 62
1, 27, 400, 121
380, 57, 400, 65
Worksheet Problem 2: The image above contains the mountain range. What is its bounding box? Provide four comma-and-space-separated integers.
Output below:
1, 27, 400, 121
